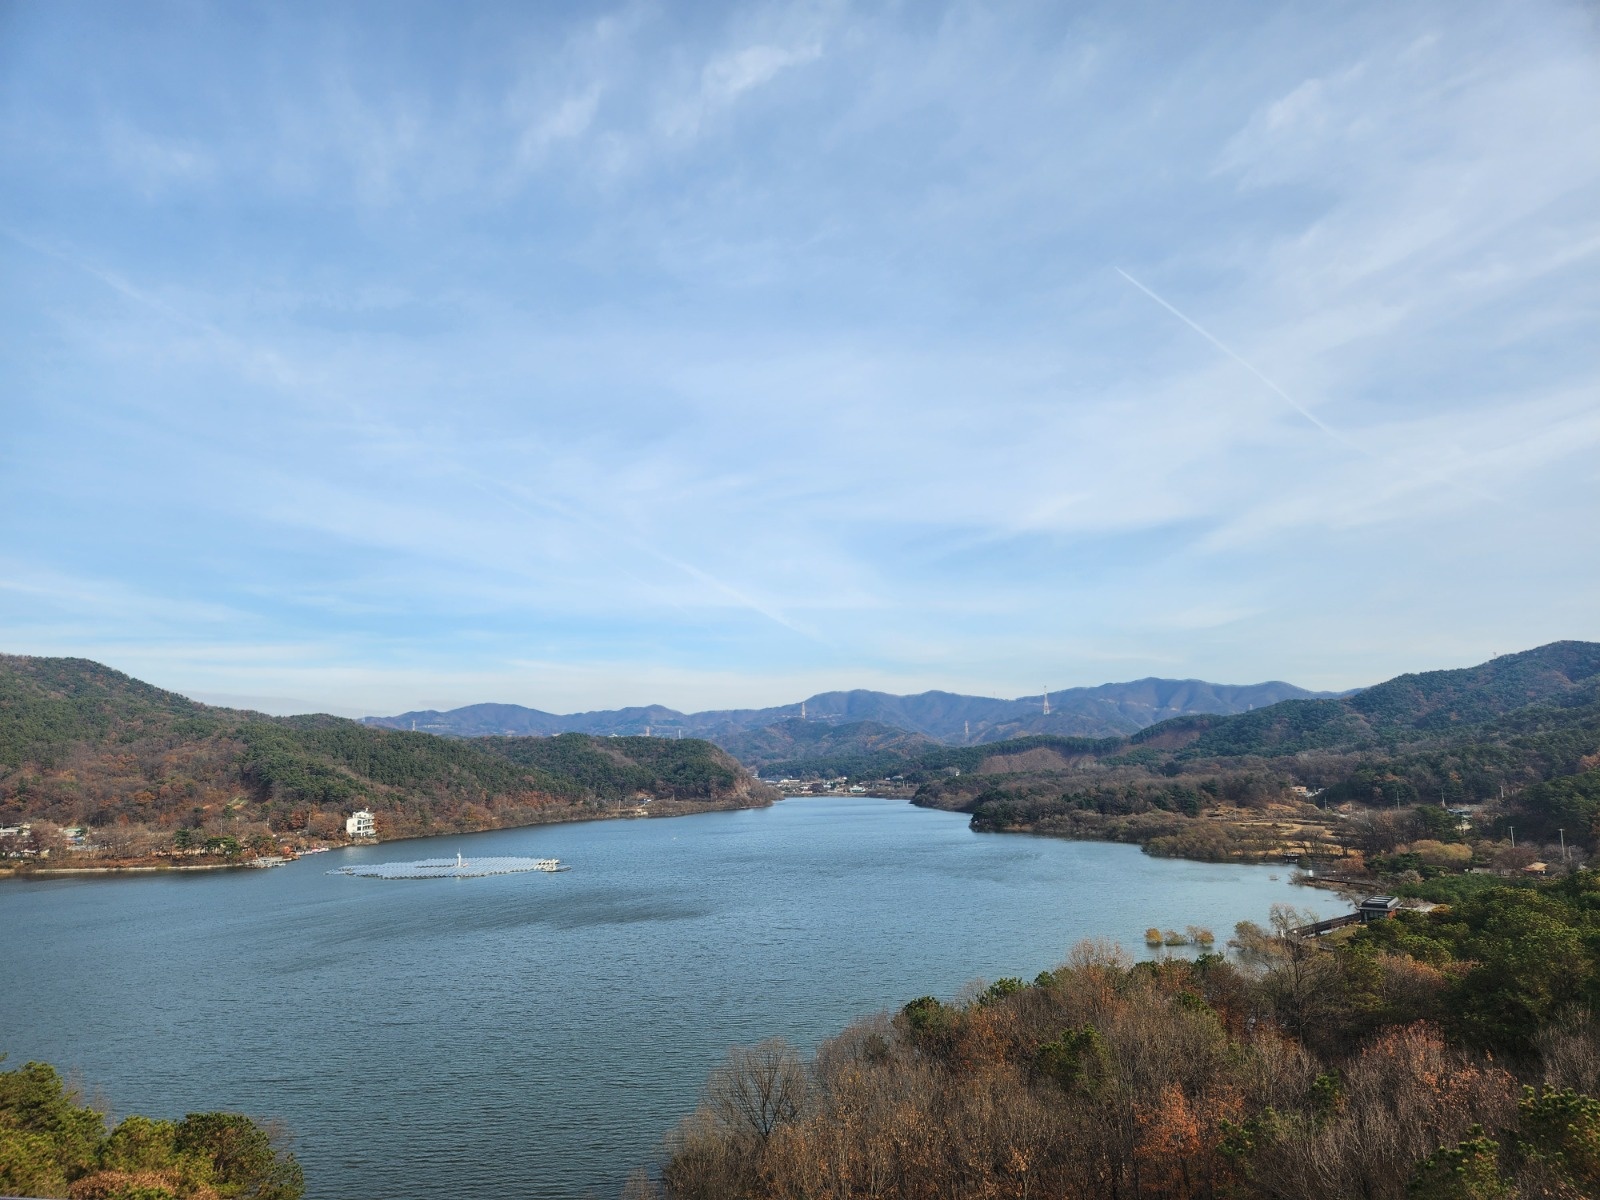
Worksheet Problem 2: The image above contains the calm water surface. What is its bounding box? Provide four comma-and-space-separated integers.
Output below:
0, 797, 1333, 1198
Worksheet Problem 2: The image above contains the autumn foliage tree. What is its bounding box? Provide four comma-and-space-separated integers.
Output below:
652, 922, 1600, 1200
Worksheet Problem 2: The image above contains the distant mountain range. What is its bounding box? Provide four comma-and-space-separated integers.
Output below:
363, 677, 1349, 747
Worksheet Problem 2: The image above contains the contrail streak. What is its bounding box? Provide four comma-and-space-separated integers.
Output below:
1115, 267, 1367, 457
1115, 267, 1508, 507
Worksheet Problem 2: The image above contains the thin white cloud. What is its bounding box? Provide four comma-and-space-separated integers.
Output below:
703, 41, 823, 103
2, 0, 1596, 709
516, 85, 603, 163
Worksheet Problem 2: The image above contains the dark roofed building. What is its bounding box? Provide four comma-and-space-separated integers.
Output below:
1358, 896, 1401, 922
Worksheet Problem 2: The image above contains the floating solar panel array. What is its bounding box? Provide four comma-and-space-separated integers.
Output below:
329, 856, 567, 880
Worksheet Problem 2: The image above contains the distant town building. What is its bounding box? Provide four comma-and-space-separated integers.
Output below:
346, 809, 376, 839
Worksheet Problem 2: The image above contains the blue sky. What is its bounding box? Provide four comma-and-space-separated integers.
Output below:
2, 1, 1597, 716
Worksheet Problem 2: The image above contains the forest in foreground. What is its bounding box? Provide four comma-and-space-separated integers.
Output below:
0, 1062, 302, 1200
650, 871, 1600, 1200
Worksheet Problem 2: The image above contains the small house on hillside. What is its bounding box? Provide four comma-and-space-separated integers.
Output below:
1358, 896, 1401, 922
346, 809, 376, 839
1523, 861, 1549, 877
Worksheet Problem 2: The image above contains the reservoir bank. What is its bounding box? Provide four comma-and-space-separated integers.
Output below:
0, 795, 1325, 1199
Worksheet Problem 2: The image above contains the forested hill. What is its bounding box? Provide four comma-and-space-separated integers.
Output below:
364, 677, 1341, 744
747, 644, 1597, 779
1131, 639, 1600, 759
757, 642, 1600, 853
720, 719, 943, 773
0, 655, 773, 840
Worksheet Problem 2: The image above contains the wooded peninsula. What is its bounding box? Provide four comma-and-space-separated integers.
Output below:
756, 641, 1600, 877
0, 654, 775, 870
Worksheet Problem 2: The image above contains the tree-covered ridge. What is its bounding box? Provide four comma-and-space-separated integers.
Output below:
1145, 640, 1600, 760
0, 654, 226, 771
0, 1060, 302, 1199
739, 643, 1600, 860
772, 732, 1126, 784
657, 874, 1600, 1200
0, 655, 772, 844
1349, 640, 1600, 728
910, 692, 1600, 859
240, 718, 573, 806
483, 733, 742, 799
721, 719, 943, 774
750, 642, 1600, 782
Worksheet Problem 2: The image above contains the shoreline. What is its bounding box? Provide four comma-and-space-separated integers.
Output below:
839, 793, 1381, 894
0, 792, 776, 880
16, 862, 254, 876
892, 794, 1388, 892
329, 789, 775, 850
2, 795, 1392, 895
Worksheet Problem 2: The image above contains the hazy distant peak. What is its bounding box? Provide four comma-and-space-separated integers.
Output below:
362, 675, 1354, 745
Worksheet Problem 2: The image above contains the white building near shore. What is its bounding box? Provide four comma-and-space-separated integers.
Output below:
346, 809, 376, 839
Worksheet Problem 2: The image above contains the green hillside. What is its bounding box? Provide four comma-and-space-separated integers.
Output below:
1140, 640, 1600, 760
483, 732, 743, 799
0, 655, 772, 842
0, 655, 221, 769
722, 718, 943, 774
758, 731, 1123, 784
770, 642, 1600, 854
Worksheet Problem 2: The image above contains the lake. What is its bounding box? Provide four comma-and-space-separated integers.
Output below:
0, 796, 1333, 1198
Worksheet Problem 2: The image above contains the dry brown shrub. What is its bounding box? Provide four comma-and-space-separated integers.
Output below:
67, 1168, 220, 1199
1406, 840, 1472, 868
1246, 1022, 1517, 1200
1535, 1008, 1600, 1096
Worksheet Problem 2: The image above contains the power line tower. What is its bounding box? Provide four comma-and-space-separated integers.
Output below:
1042, 688, 1050, 716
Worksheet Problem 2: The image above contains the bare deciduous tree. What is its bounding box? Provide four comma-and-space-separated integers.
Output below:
705, 1038, 807, 1141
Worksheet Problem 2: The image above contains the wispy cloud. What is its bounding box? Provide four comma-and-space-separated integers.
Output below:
1, 0, 1596, 709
